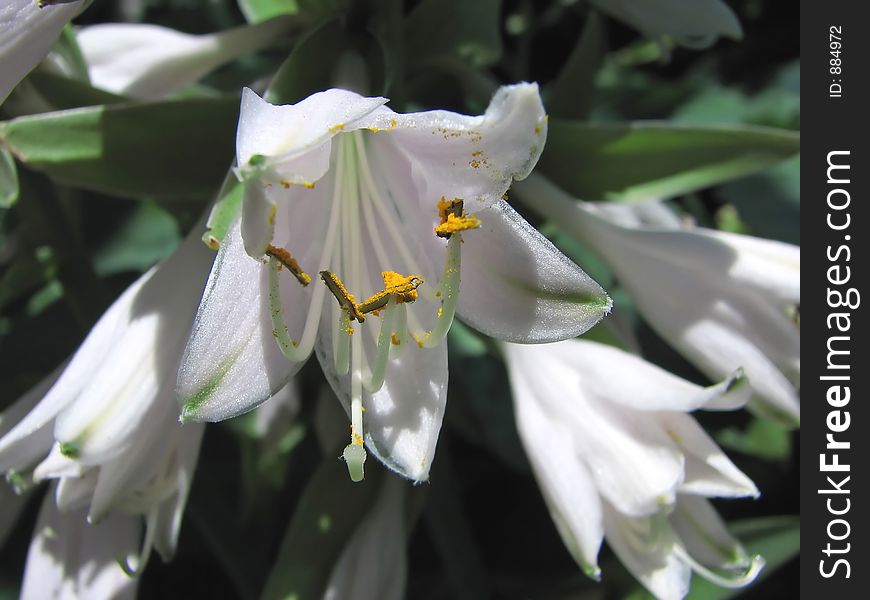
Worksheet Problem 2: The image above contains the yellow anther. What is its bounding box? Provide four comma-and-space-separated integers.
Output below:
391, 333, 401, 345
358, 271, 425, 314
435, 213, 481, 238
267, 245, 312, 286
329, 123, 346, 133
320, 271, 366, 323
435, 197, 480, 238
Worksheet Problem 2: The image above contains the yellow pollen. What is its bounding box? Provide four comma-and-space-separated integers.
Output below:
266, 245, 312, 286
320, 271, 366, 323
358, 271, 425, 314
303, 181, 315, 189
437, 306, 443, 318
279, 179, 316, 189
353, 432, 364, 446
390, 119, 397, 129
534, 124, 541, 134
435, 213, 481, 238
329, 123, 345, 133
391, 333, 401, 345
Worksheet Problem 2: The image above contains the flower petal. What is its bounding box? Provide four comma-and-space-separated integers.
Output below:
240, 176, 277, 257
382, 83, 547, 213
509, 354, 603, 575
505, 342, 685, 517
315, 318, 448, 483
556, 340, 751, 412
236, 87, 387, 171
0, 0, 87, 104
670, 496, 754, 571
177, 219, 306, 422
456, 201, 610, 342
21, 488, 138, 600
659, 413, 759, 498
0, 364, 62, 473
603, 503, 690, 600
77, 18, 293, 99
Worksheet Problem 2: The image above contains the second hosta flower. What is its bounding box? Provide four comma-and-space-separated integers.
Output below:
178, 84, 610, 481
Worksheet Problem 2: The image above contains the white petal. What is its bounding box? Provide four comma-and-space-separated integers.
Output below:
555, 340, 751, 412
0, 0, 87, 104
509, 356, 603, 574
382, 83, 547, 213
323, 476, 407, 600
177, 219, 306, 422
20, 488, 138, 600
589, 0, 742, 47
0, 364, 62, 473
77, 18, 293, 99
241, 176, 277, 257
456, 200, 610, 343
53, 232, 213, 464
53, 470, 97, 512
670, 496, 753, 571
504, 342, 685, 517
236, 87, 387, 171
603, 503, 690, 600
315, 317, 448, 483
659, 413, 759, 498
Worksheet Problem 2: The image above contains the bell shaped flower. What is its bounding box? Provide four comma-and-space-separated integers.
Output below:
504, 339, 764, 599
0, 227, 213, 574
178, 85, 611, 482
0, 0, 88, 103
76, 16, 294, 100
514, 175, 800, 425
588, 0, 742, 48
19, 485, 139, 600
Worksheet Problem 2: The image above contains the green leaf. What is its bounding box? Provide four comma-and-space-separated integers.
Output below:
266, 19, 375, 104
260, 457, 384, 600
545, 11, 607, 120
92, 202, 181, 276
0, 147, 18, 208
0, 96, 238, 200
239, 0, 301, 23
538, 120, 800, 201
405, 0, 502, 68
23, 71, 128, 111
716, 418, 792, 461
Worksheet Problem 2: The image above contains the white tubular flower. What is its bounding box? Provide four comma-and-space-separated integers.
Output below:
514, 175, 800, 425
76, 16, 293, 100
20, 485, 139, 600
323, 476, 408, 600
504, 339, 764, 599
178, 85, 610, 482
0, 0, 88, 103
0, 228, 213, 573
588, 0, 742, 48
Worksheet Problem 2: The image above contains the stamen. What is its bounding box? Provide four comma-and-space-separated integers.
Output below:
320, 270, 366, 323
266, 245, 311, 286
364, 297, 398, 392
358, 271, 424, 314
435, 197, 481, 238
118, 508, 159, 577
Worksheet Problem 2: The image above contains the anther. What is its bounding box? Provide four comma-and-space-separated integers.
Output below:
435, 197, 481, 238
320, 271, 366, 323
266, 245, 312, 286
358, 271, 425, 314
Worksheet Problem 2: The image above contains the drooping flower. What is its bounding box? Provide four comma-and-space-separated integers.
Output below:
0, 227, 213, 574
75, 16, 294, 100
19, 484, 139, 600
588, 0, 742, 48
504, 339, 764, 599
0, 0, 88, 104
178, 84, 611, 482
513, 174, 800, 424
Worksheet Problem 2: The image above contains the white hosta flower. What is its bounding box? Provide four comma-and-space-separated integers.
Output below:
514, 175, 800, 425
76, 16, 293, 100
178, 85, 610, 482
323, 476, 408, 600
0, 0, 88, 103
588, 0, 742, 48
0, 228, 213, 572
504, 339, 764, 599
20, 485, 139, 600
